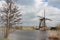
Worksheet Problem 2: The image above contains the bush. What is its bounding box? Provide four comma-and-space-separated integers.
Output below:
56, 24, 60, 30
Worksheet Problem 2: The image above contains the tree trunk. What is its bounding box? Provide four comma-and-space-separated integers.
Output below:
4, 27, 9, 38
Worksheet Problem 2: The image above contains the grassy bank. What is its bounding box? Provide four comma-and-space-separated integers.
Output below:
0, 38, 9, 40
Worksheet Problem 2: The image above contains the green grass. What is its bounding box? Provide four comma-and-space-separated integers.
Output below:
0, 38, 9, 40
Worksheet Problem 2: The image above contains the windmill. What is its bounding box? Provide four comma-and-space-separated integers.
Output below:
38, 9, 52, 29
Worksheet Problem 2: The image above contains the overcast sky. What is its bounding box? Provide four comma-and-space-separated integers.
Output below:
0, 0, 60, 27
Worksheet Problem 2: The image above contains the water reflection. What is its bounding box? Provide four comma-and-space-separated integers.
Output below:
0, 30, 48, 40
0, 30, 4, 38
8, 30, 48, 40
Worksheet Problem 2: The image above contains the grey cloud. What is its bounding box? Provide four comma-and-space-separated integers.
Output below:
42, 0, 48, 2
48, 0, 60, 8
22, 12, 36, 26
14, 0, 35, 6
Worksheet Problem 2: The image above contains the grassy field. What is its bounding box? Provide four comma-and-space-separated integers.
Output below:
0, 26, 36, 30
0, 26, 51, 30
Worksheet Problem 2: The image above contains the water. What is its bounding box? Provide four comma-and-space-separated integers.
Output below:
0, 29, 4, 38
0, 30, 48, 40
8, 30, 48, 40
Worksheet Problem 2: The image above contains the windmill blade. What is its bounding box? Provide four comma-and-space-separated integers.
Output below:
45, 18, 52, 21
37, 16, 44, 18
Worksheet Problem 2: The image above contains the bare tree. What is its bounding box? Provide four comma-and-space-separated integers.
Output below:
0, 0, 22, 38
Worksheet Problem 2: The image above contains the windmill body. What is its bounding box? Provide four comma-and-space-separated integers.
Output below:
39, 18, 46, 28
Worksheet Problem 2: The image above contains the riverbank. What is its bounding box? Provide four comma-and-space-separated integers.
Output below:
48, 30, 60, 40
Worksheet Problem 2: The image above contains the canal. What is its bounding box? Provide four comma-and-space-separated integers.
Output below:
8, 30, 48, 40
0, 30, 49, 40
